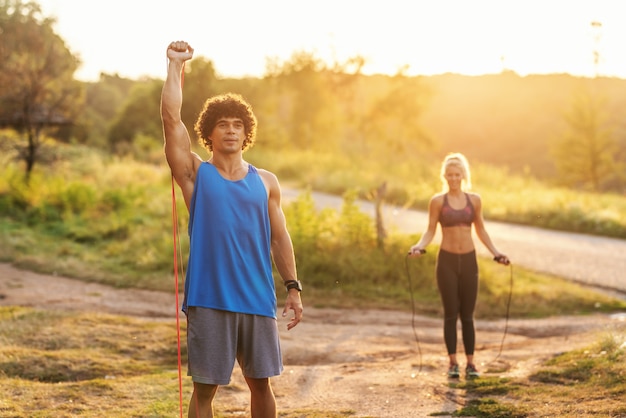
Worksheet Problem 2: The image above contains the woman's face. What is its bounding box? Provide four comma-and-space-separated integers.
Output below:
444, 164, 464, 191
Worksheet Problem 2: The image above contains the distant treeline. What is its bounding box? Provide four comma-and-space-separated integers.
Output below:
419, 72, 626, 180
2, 0, 624, 190
69, 68, 625, 190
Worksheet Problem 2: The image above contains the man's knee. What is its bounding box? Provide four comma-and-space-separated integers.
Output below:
194, 382, 219, 400
245, 377, 271, 394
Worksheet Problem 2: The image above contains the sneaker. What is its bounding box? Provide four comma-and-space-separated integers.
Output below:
447, 364, 460, 378
466, 364, 480, 379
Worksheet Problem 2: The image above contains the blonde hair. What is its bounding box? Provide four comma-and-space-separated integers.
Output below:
440, 152, 472, 192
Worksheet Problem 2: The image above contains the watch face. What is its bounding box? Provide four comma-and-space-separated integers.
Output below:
286, 280, 302, 291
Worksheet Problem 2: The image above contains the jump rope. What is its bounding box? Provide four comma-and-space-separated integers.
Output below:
404, 251, 513, 372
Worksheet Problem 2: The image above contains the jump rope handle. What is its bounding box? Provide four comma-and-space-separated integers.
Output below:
493, 255, 510, 265
407, 249, 427, 255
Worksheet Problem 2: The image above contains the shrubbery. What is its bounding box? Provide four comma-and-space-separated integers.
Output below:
1, 144, 625, 316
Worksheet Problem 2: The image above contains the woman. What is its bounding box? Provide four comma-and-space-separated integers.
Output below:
408, 152, 509, 379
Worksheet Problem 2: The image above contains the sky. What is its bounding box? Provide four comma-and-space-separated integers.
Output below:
36, 0, 626, 81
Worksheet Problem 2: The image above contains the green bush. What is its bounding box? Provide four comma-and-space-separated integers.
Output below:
1, 145, 625, 316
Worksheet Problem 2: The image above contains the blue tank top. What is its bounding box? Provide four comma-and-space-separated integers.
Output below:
183, 162, 277, 318
439, 193, 475, 227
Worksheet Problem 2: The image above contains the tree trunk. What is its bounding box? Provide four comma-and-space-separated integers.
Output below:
24, 127, 40, 183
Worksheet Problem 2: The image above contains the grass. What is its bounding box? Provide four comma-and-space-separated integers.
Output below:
1, 306, 624, 417
435, 332, 626, 417
2, 181, 625, 320
1, 144, 626, 416
0, 307, 359, 417
0, 307, 184, 417
1, 147, 625, 319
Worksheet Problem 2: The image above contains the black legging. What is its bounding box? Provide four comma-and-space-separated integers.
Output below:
436, 249, 479, 356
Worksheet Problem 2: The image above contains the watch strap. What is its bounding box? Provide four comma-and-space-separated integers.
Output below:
284, 280, 302, 292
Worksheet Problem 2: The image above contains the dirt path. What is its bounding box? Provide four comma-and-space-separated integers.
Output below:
2, 262, 625, 417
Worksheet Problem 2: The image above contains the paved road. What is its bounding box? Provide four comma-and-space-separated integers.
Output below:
283, 189, 626, 295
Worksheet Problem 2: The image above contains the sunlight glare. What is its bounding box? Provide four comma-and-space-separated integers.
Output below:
35, 0, 626, 81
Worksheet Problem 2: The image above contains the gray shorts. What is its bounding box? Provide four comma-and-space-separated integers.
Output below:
186, 307, 283, 385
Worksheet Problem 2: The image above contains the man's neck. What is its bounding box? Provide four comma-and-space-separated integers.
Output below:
209, 153, 248, 179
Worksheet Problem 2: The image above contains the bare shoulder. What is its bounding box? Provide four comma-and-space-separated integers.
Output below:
467, 192, 482, 206
255, 167, 278, 183
430, 192, 445, 205
427, 193, 445, 213
255, 167, 280, 197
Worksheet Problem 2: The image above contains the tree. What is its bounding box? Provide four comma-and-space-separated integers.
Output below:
551, 86, 619, 191
265, 51, 358, 151
179, 57, 220, 133
359, 68, 431, 161
0, 0, 83, 179
75, 73, 136, 148
107, 79, 163, 154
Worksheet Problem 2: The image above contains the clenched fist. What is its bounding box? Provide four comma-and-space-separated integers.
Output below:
166, 40, 194, 61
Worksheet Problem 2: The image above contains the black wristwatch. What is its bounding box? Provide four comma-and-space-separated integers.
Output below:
284, 280, 302, 292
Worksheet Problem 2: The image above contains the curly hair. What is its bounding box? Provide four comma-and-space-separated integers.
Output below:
193, 92, 257, 152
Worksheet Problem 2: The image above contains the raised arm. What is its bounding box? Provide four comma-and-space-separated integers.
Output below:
161, 41, 200, 209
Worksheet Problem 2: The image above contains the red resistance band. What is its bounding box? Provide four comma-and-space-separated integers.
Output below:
169, 58, 186, 418
171, 176, 184, 418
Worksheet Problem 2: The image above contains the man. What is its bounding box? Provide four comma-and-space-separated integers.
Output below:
161, 40, 303, 418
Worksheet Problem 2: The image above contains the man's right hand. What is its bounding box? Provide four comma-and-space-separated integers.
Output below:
167, 41, 194, 61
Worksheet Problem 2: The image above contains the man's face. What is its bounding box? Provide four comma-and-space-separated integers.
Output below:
210, 117, 245, 153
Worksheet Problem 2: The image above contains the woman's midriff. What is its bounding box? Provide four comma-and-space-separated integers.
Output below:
440, 226, 475, 254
